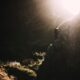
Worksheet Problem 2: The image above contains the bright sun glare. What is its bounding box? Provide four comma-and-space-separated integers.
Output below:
35, 0, 80, 26
61, 0, 80, 15
47, 0, 80, 19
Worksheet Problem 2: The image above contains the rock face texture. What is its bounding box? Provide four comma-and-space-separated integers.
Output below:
0, 52, 46, 80
0, 68, 12, 80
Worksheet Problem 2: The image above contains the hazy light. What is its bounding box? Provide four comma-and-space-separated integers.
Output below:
34, 0, 80, 29
48, 0, 80, 19
60, 0, 80, 16
35, 0, 80, 20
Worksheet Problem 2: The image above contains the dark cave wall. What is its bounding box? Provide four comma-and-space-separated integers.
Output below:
1, 0, 80, 80
1, 0, 54, 61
